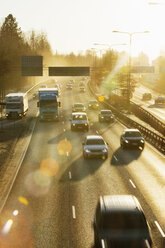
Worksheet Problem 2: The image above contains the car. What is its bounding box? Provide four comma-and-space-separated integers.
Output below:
79, 86, 86, 92
88, 100, 99, 110
72, 103, 86, 112
71, 112, 89, 131
99, 110, 114, 122
66, 84, 72, 90
142, 93, 152, 101
120, 129, 145, 150
93, 195, 152, 248
155, 96, 165, 105
82, 135, 108, 159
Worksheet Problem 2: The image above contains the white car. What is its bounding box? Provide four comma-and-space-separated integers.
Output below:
82, 135, 108, 159
72, 103, 86, 112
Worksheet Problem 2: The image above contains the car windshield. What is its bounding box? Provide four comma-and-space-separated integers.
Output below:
125, 131, 142, 137
74, 104, 84, 108
89, 101, 97, 104
101, 110, 112, 115
86, 138, 105, 145
73, 114, 87, 120
102, 212, 147, 230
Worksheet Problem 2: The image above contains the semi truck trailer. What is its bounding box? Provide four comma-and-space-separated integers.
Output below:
37, 88, 61, 121
5, 92, 28, 119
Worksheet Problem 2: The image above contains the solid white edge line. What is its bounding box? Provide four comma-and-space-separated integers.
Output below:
155, 221, 165, 237
114, 155, 118, 161
101, 239, 106, 248
129, 179, 136, 188
69, 171, 72, 180
72, 206, 76, 219
0, 115, 38, 213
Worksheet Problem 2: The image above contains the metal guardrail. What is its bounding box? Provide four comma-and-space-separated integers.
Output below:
130, 101, 165, 136
88, 82, 165, 155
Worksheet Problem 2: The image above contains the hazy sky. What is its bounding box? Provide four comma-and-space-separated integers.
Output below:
0, 0, 165, 61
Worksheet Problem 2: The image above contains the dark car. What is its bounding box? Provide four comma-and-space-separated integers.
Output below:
120, 129, 145, 150
99, 110, 114, 122
142, 93, 152, 101
71, 112, 89, 131
88, 100, 99, 110
93, 195, 152, 248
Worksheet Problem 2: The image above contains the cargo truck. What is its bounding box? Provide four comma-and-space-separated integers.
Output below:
5, 93, 28, 119
37, 88, 61, 121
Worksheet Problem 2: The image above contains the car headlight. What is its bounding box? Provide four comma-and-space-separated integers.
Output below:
101, 116, 104, 118
140, 139, 144, 143
103, 148, 107, 153
84, 123, 88, 126
124, 139, 129, 143
89, 104, 91, 107
85, 149, 90, 153
72, 123, 76, 126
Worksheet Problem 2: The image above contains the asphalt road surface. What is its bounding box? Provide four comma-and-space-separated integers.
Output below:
132, 85, 165, 123
0, 80, 164, 248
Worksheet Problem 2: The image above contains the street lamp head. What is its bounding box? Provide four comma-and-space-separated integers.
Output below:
144, 31, 150, 33
112, 30, 119, 33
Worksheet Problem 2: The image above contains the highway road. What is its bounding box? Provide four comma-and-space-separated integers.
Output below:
132, 85, 165, 123
0, 80, 165, 248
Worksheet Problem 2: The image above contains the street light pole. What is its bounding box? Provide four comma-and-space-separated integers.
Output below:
112, 30, 149, 110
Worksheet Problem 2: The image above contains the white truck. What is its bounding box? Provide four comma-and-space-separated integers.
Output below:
5, 93, 28, 119
37, 88, 61, 121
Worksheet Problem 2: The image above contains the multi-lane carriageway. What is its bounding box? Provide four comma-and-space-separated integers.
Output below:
0, 80, 165, 248
132, 85, 165, 123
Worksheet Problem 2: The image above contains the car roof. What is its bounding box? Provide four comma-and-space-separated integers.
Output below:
100, 195, 142, 214
72, 112, 86, 116
124, 129, 140, 133
74, 103, 84, 105
101, 110, 112, 112
86, 135, 104, 140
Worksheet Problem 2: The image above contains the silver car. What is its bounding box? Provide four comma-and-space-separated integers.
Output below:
71, 112, 89, 131
72, 103, 86, 112
82, 135, 108, 159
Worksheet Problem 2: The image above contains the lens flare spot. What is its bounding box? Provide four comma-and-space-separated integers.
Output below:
18, 197, 29, 206
98, 96, 104, 102
57, 140, 72, 155
2, 219, 13, 235
13, 210, 19, 216
40, 158, 59, 177
25, 170, 51, 197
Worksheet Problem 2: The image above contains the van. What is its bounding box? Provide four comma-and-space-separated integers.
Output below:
93, 195, 152, 248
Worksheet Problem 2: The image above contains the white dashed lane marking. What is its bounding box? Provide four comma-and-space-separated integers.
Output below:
72, 206, 76, 219
69, 171, 72, 180
129, 179, 136, 188
155, 221, 165, 237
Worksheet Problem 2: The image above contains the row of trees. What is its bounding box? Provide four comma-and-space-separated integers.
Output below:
0, 14, 52, 90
